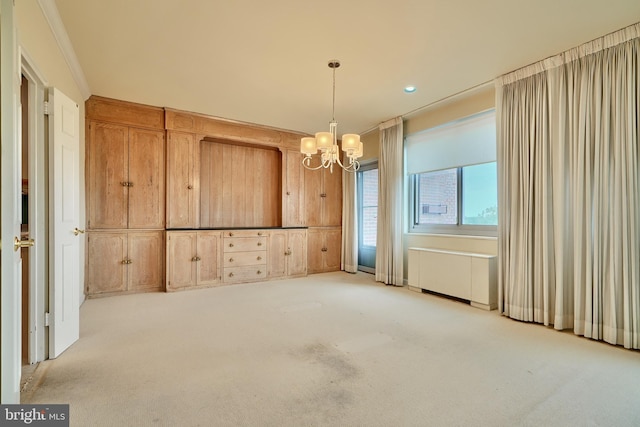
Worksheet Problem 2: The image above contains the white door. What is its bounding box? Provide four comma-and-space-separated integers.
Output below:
0, 0, 22, 404
48, 87, 81, 358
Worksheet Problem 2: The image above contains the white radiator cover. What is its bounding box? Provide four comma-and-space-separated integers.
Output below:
408, 248, 497, 310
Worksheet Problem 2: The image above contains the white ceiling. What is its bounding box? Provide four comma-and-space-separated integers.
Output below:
54, 0, 640, 136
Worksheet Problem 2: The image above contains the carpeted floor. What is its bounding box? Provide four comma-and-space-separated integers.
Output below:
22, 272, 640, 426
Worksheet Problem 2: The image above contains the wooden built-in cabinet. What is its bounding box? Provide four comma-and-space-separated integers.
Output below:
222, 230, 268, 283
165, 231, 222, 291
166, 131, 199, 229
86, 231, 164, 296
87, 122, 165, 229
304, 165, 342, 227
86, 96, 341, 298
282, 149, 305, 227
268, 228, 307, 278
307, 227, 342, 273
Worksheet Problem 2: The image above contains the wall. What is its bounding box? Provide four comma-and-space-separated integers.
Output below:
15, 0, 87, 300
360, 84, 497, 281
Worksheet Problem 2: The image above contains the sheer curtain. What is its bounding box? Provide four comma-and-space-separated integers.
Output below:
341, 169, 358, 273
496, 23, 640, 349
375, 117, 404, 286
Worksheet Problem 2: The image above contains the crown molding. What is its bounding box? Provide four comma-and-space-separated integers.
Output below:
37, 0, 91, 100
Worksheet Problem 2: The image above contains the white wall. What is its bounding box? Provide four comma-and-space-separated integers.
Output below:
16, 0, 87, 302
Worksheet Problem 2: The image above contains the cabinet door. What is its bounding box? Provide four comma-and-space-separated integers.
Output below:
287, 229, 307, 277
197, 231, 221, 286
322, 169, 342, 226
166, 131, 198, 228
128, 128, 165, 229
304, 167, 323, 227
283, 150, 305, 227
307, 228, 325, 274
268, 230, 287, 278
166, 232, 197, 290
128, 231, 164, 291
86, 232, 127, 295
87, 122, 128, 229
324, 228, 342, 271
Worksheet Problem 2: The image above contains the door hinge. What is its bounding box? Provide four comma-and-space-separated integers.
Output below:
44, 312, 51, 327
43, 101, 50, 115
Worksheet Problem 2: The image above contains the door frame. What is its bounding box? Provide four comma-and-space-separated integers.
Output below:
21, 49, 49, 363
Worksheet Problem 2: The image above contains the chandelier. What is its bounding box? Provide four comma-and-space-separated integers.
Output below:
300, 60, 363, 173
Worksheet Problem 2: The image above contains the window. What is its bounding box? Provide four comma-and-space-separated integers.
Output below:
406, 110, 496, 236
411, 162, 497, 234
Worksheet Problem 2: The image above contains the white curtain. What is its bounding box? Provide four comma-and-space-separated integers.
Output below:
496, 22, 640, 349
341, 169, 358, 273
376, 117, 404, 286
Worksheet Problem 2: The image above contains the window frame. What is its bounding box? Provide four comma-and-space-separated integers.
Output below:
409, 162, 497, 237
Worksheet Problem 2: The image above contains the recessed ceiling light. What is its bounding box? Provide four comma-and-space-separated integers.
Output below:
404, 86, 417, 93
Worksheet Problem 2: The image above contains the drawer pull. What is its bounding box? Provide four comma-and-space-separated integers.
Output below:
321, 247, 328, 252
320, 193, 327, 198
285, 249, 292, 256
257, 242, 263, 246
257, 256, 262, 261
228, 272, 234, 277
229, 258, 234, 262
229, 232, 234, 237
229, 243, 234, 247
257, 270, 262, 275
187, 184, 193, 189
257, 232, 263, 236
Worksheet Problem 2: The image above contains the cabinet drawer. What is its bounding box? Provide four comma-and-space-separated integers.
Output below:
223, 230, 267, 238
223, 250, 266, 267
224, 236, 267, 252
224, 266, 267, 283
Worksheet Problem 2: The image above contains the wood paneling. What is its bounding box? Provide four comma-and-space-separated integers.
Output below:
307, 227, 341, 273
87, 96, 164, 130
128, 232, 164, 291
200, 140, 281, 228
128, 128, 165, 229
282, 149, 305, 227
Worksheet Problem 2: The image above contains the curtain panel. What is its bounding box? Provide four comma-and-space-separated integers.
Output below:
375, 117, 404, 286
496, 22, 640, 349
341, 169, 358, 273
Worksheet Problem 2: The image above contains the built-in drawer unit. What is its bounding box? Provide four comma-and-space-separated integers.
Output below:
223, 230, 267, 284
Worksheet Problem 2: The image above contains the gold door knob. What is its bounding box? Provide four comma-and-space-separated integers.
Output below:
73, 227, 86, 236
13, 237, 34, 252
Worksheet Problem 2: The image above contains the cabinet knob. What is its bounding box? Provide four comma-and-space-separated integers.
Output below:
257, 256, 262, 261
321, 247, 328, 252
121, 258, 132, 264
229, 232, 234, 237
257, 242, 262, 246
320, 193, 327, 198
121, 181, 128, 187
229, 243, 234, 247
229, 272, 234, 277
229, 258, 234, 262
121, 259, 128, 264
257, 232, 263, 236
257, 270, 262, 275
286, 191, 291, 195
128, 182, 134, 187
187, 185, 193, 189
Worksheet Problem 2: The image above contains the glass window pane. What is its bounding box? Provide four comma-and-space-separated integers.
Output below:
416, 168, 458, 225
361, 169, 378, 247
462, 162, 497, 225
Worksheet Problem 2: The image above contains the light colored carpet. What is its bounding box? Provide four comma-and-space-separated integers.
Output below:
23, 272, 640, 426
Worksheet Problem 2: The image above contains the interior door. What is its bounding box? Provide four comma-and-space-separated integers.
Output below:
0, 0, 22, 403
49, 87, 81, 358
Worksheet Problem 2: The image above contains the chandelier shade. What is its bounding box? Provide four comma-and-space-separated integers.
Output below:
301, 60, 362, 173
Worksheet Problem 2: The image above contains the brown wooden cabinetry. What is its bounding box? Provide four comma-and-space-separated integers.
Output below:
87, 121, 165, 229
307, 227, 341, 273
222, 230, 268, 283
165, 231, 222, 291
268, 228, 307, 279
86, 231, 164, 296
166, 131, 200, 229
282, 150, 305, 227
304, 167, 342, 227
